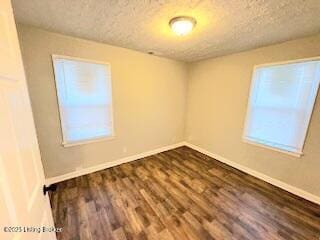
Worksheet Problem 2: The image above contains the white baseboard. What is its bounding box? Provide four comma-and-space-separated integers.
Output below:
45, 142, 185, 185
184, 142, 320, 205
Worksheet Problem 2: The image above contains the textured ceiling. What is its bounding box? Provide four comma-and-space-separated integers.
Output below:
12, 0, 320, 62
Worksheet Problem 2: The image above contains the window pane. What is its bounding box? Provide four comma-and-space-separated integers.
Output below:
53, 57, 113, 145
244, 60, 320, 154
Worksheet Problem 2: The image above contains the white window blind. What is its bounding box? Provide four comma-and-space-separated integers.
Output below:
243, 59, 320, 156
52, 56, 114, 146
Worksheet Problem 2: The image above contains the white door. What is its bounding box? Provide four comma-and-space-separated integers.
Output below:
0, 0, 56, 240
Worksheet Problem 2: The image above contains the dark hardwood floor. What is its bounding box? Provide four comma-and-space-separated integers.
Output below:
50, 146, 320, 240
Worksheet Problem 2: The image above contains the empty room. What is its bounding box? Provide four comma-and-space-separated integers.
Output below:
1, 0, 320, 239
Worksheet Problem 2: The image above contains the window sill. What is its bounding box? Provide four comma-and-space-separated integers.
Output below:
242, 138, 303, 158
62, 135, 115, 147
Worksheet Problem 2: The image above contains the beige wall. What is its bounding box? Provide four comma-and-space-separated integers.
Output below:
18, 24, 320, 198
18, 25, 187, 178
186, 34, 320, 197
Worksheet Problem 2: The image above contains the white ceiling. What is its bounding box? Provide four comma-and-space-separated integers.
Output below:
12, 0, 320, 62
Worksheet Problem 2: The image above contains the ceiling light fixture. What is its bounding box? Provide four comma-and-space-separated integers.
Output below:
169, 16, 196, 36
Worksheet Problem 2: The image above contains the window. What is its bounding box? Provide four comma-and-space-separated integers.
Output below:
52, 55, 114, 146
243, 58, 320, 156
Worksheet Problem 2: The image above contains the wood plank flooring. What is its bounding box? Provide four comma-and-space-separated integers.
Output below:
50, 146, 320, 240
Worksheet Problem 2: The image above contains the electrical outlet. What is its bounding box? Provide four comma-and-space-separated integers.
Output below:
123, 147, 127, 153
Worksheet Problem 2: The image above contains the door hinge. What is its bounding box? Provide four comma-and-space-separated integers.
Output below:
43, 184, 57, 195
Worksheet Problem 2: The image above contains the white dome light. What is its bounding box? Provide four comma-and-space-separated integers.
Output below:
169, 16, 196, 36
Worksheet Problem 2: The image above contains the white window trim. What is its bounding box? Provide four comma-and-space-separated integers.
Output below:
52, 54, 115, 147
242, 56, 320, 157
62, 136, 115, 148
242, 138, 303, 157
